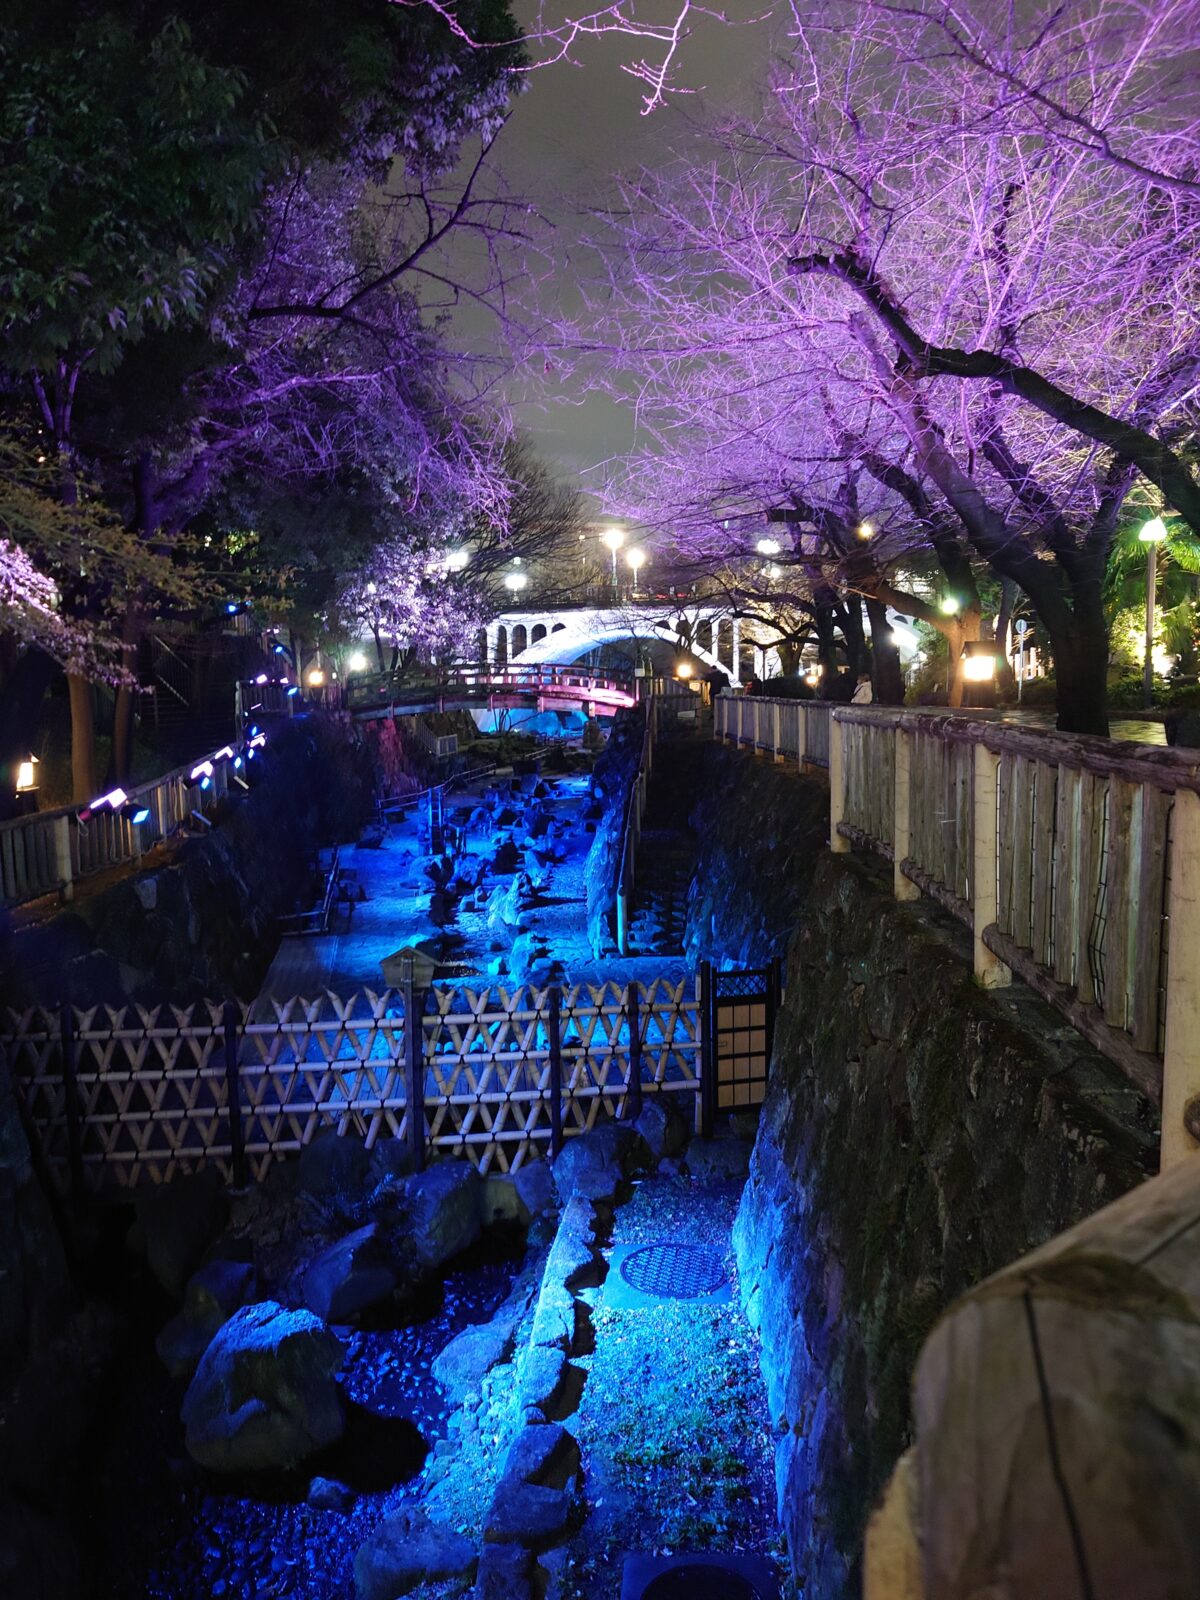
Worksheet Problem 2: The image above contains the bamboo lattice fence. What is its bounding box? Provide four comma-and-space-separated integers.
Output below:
2, 978, 702, 1191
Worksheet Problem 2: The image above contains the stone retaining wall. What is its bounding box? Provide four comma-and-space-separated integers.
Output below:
690, 748, 1159, 1598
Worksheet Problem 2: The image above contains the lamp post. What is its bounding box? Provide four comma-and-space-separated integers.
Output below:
1140, 515, 1168, 710
503, 569, 528, 596
626, 546, 646, 596
601, 525, 625, 593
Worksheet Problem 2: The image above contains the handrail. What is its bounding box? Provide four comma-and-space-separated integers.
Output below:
719, 691, 1200, 1165
615, 698, 658, 956
344, 659, 639, 715
0, 733, 263, 910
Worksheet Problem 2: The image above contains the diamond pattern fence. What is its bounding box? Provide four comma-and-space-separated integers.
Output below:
3, 977, 701, 1192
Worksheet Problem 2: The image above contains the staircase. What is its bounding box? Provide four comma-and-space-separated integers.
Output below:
626, 730, 705, 957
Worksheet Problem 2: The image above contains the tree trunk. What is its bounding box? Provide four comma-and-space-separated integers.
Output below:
109, 604, 141, 785
1049, 610, 1110, 735
68, 674, 98, 802
992, 580, 1018, 698
866, 598, 905, 704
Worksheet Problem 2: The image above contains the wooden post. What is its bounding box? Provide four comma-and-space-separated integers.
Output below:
796, 704, 807, 771
222, 1000, 248, 1188
893, 729, 921, 902
55, 814, 74, 901
699, 961, 715, 1137
972, 744, 1011, 988
403, 969, 426, 1172
829, 715, 850, 854
1162, 787, 1200, 1168
548, 986, 563, 1160
773, 701, 784, 763
59, 1001, 84, 1198
626, 984, 643, 1122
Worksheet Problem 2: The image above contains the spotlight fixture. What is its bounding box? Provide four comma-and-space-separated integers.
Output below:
961, 640, 998, 682
122, 803, 152, 825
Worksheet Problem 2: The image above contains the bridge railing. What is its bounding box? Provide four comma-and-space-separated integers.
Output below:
722, 692, 1200, 1165
714, 693, 832, 769
344, 660, 637, 714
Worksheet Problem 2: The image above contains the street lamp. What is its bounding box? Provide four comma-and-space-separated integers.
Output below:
1139, 515, 1169, 710
445, 549, 469, 573
940, 595, 961, 615
503, 570, 529, 594
601, 525, 625, 591
856, 521, 874, 541
756, 537, 781, 557
961, 640, 998, 684
626, 546, 646, 595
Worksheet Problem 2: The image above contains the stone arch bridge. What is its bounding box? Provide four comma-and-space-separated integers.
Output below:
484, 601, 764, 684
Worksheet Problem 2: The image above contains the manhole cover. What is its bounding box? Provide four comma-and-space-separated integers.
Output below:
618, 1243, 726, 1300
641, 1564, 763, 1600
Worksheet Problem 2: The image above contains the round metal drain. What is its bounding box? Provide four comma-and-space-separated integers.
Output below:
618, 1243, 726, 1300
641, 1564, 763, 1600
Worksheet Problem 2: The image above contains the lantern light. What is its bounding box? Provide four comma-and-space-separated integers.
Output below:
15, 755, 38, 793
675, 660, 694, 679
856, 521, 874, 540
348, 651, 369, 672
962, 640, 998, 682
307, 666, 326, 688
1139, 516, 1169, 543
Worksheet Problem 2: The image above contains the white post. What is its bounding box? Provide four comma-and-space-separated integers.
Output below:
731, 618, 741, 686
972, 744, 1011, 988
773, 701, 783, 763
893, 730, 920, 902
796, 704, 807, 770
830, 715, 850, 854
1162, 787, 1200, 1169
55, 814, 74, 901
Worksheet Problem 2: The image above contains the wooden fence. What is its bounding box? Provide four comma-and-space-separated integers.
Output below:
0, 737, 259, 910
2, 978, 702, 1192
615, 699, 658, 956
724, 694, 1200, 1166
715, 694, 832, 769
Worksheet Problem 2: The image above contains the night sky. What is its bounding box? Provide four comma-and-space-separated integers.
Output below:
447, 2, 780, 501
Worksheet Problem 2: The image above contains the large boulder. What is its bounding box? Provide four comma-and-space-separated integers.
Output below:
354, 1508, 476, 1600
404, 1162, 481, 1271
156, 1258, 257, 1378
297, 1128, 370, 1199
634, 1097, 689, 1163
552, 1123, 637, 1204
133, 1168, 228, 1298
512, 1159, 557, 1222
301, 1224, 398, 1323
181, 1301, 344, 1473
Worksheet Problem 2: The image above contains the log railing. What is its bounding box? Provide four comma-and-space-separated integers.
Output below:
832, 706, 1200, 1166
714, 694, 832, 769
720, 694, 1200, 1165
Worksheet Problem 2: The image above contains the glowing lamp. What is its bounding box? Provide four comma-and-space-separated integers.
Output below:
961, 641, 998, 683
601, 526, 625, 552
213, 747, 234, 761
15, 755, 38, 793
940, 596, 961, 615
90, 787, 128, 812
675, 661, 694, 679
254, 673, 268, 684
348, 651, 369, 672
856, 521, 874, 541
200, 776, 211, 791
626, 547, 646, 573
756, 537, 781, 557
123, 803, 152, 825
445, 549, 469, 572
804, 672, 820, 687
190, 761, 214, 782
1139, 516, 1169, 543
273, 643, 287, 655
307, 667, 326, 687
503, 571, 529, 593
286, 685, 300, 697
